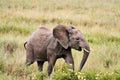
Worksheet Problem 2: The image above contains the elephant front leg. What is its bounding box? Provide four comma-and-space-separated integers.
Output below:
63, 53, 74, 71
47, 55, 57, 76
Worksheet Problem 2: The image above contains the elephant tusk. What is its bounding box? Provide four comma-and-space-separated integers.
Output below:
83, 48, 90, 53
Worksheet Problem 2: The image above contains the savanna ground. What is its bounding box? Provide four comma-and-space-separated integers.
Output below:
0, 0, 120, 80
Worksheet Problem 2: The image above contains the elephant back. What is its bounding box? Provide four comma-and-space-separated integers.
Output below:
27, 27, 52, 48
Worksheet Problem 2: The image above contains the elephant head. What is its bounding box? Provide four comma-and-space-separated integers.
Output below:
53, 24, 90, 71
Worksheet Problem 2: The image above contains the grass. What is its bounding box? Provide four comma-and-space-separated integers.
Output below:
0, 0, 120, 80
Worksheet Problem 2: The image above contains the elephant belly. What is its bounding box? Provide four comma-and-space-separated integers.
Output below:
34, 47, 48, 61
36, 53, 47, 61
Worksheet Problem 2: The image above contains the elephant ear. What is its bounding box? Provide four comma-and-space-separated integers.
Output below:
53, 25, 69, 49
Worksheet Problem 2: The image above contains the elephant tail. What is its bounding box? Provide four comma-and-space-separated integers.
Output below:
24, 41, 27, 49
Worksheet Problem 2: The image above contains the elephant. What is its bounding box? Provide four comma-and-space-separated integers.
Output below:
24, 24, 90, 76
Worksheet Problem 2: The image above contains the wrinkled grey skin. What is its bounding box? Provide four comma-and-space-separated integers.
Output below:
24, 24, 90, 76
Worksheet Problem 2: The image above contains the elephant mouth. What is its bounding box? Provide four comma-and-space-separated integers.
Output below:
75, 47, 82, 51
78, 47, 82, 51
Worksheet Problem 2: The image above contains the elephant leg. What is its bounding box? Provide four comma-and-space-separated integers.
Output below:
64, 53, 74, 70
37, 61, 44, 71
47, 56, 57, 76
25, 46, 34, 66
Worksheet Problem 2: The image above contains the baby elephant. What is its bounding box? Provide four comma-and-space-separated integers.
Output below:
24, 24, 90, 76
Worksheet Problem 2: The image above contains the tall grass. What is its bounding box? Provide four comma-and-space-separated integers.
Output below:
0, 0, 120, 80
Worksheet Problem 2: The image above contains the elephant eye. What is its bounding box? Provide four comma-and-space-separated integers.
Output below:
69, 31, 73, 35
76, 37, 80, 40
80, 38, 85, 42
71, 26, 75, 29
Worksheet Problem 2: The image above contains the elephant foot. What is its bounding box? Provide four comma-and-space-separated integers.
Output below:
25, 61, 34, 66
38, 68, 43, 72
47, 76, 52, 80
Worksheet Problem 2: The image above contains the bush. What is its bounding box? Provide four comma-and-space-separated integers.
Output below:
0, 58, 4, 72
85, 71, 96, 80
53, 70, 78, 80
53, 64, 78, 80
4, 40, 18, 54
52, 65, 120, 80
30, 72, 47, 80
114, 70, 120, 80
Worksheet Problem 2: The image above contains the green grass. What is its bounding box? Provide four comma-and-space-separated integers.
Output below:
0, 0, 120, 80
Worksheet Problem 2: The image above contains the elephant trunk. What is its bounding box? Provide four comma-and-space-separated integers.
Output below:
79, 42, 90, 71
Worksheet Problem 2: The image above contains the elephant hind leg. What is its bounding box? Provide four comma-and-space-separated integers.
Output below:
37, 61, 44, 71
25, 46, 34, 66
25, 60, 34, 66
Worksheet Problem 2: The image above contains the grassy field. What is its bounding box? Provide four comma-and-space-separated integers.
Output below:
0, 0, 120, 80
